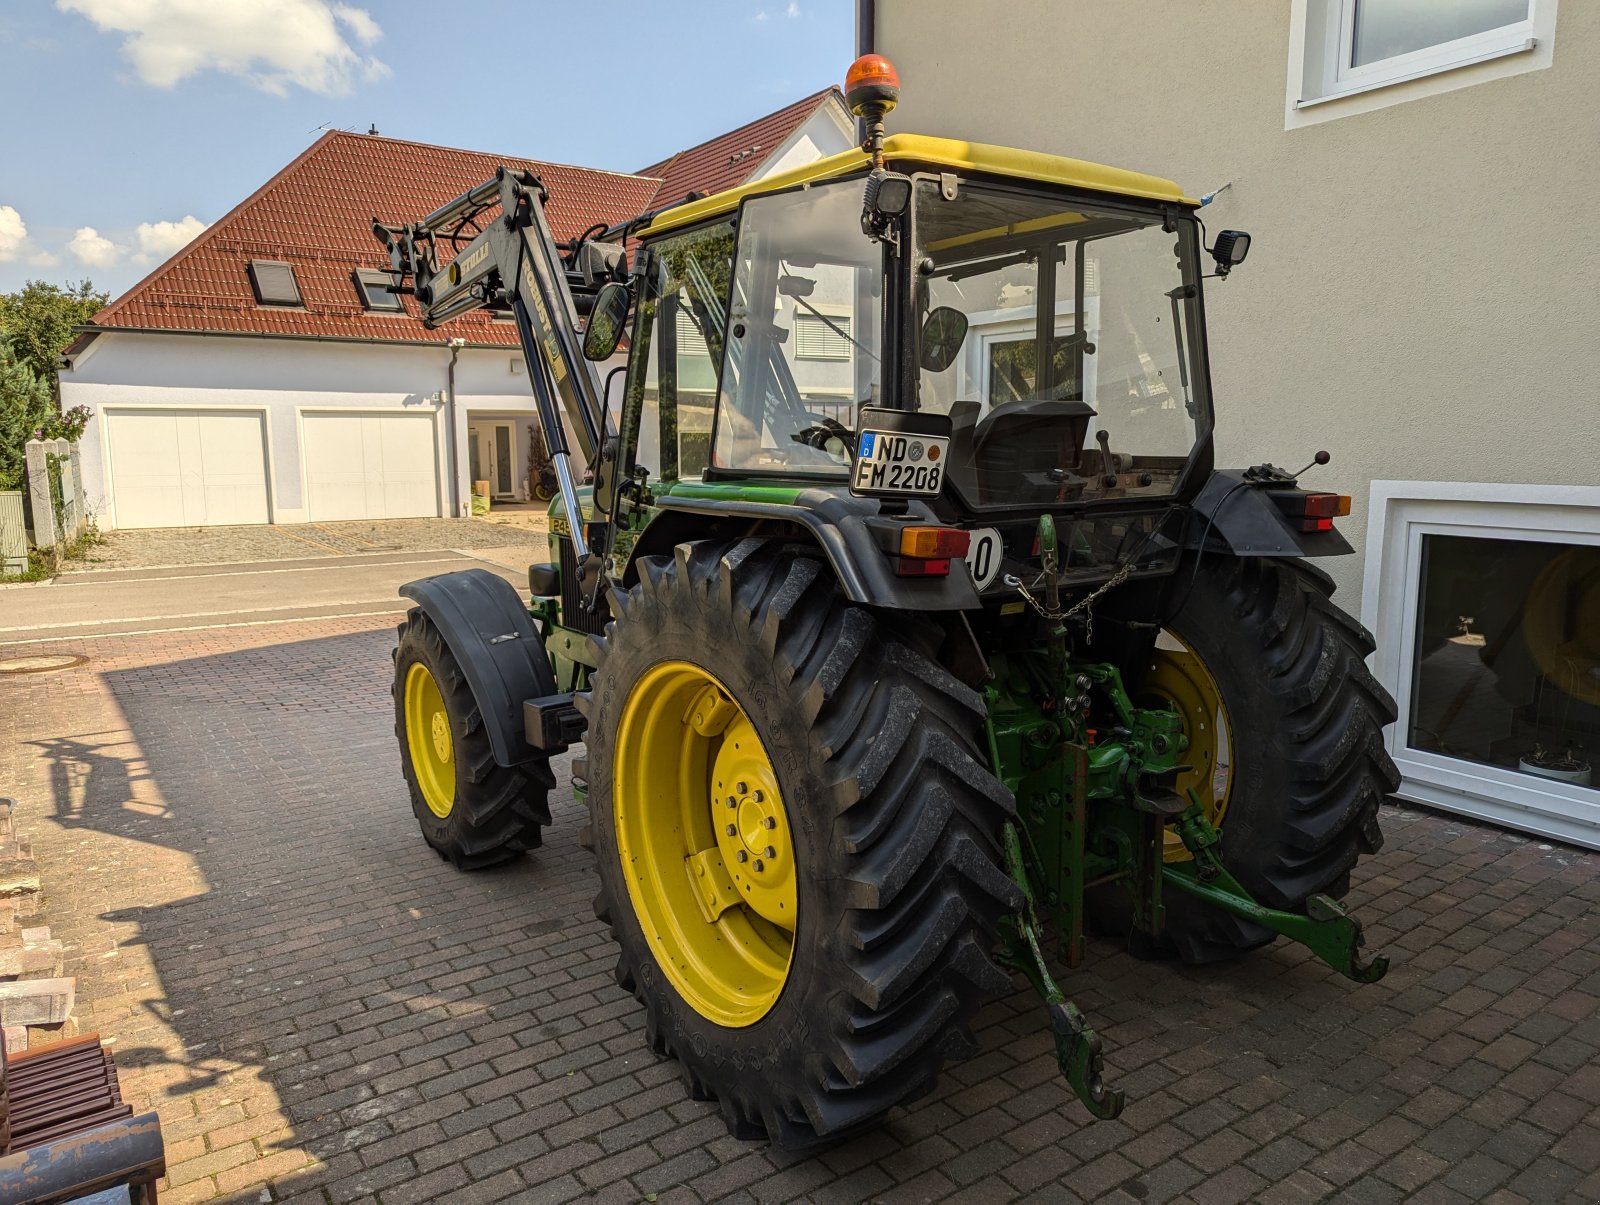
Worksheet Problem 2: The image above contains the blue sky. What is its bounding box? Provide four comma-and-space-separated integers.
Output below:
0, 0, 855, 297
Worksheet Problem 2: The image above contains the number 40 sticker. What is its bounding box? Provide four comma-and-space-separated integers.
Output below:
964, 528, 1003, 591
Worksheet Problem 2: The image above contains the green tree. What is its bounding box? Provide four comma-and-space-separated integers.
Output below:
0, 334, 52, 490
0, 279, 108, 399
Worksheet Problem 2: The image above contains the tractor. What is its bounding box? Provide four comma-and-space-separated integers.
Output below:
377, 54, 1398, 1148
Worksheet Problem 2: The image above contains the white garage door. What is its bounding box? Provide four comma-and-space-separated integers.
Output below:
303, 411, 439, 521
106, 409, 270, 529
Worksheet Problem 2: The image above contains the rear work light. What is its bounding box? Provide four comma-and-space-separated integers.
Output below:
894, 526, 970, 577
1273, 491, 1351, 532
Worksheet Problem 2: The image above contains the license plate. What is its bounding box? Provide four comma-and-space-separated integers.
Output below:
851, 429, 948, 497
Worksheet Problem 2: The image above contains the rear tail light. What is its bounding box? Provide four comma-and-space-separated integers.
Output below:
894, 526, 969, 577
1274, 491, 1351, 533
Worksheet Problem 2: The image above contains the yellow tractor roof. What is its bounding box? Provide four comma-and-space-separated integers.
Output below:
639, 133, 1195, 238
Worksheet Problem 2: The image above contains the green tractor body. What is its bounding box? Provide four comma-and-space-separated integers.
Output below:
382, 126, 1398, 1146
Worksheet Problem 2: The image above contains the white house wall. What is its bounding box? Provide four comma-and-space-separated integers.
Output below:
63, 332, 615, 527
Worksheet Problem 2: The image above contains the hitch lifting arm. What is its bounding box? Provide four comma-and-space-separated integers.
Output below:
999, 823, 1125, 1120
1164, 791, 1389, 984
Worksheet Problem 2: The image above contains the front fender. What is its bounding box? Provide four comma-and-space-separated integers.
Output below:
399, 568, 556, 768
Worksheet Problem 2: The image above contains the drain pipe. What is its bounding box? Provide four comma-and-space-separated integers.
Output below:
445, 337, 466, 517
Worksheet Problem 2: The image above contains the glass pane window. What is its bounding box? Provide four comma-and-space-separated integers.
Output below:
712, 180, 882, 475
1410, 535, 1599, 793
354, 268, 403, 312
1351, 0, 1529, 67
914, 180, 1205, 510
794, 313, 853, 360
623, 220, 735, 484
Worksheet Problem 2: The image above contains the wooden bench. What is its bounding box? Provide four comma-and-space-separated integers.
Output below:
0, 1030, 164, 1204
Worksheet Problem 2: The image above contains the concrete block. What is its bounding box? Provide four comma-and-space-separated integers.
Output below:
25, 1017, 78, 1044
0, 977, 74, 1025
0, 859, 40, 900
0, 939, 63, 978
2, 1024, 25, 1053
18, 927, 49, 944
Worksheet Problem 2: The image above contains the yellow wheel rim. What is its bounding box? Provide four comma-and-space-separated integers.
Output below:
614, 661, 795, 1027
405, 662, 455, 819
1142, 637, 1231, 862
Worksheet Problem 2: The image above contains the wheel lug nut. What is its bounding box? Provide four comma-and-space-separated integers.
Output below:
735, 781, 748, 795
753, 859, 765, 872
727, 796, 738, 808
735, 850, 748, 863
751, 790, 764, 803
725, 823, 738, 837
764, 846, 777, 859
763, 816, 777, 830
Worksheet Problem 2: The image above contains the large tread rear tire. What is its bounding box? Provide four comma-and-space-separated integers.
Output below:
578, 539, 1021, 1148
1121, 555, 1399, 962
393, 609, 554, 869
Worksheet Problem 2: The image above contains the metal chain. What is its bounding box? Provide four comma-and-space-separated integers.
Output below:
1007, 560, 1136, 643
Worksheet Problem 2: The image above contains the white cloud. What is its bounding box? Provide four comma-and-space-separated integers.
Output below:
132, 214, 208, 264
68, 226, 121, 269
29, 250, 61, 268
786, 2, 800, 16
0, 206, 25, 262
753, 9, 768, 19
56, 0, 389, 96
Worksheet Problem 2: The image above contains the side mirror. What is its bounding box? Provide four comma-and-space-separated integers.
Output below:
1211, 230, 1251, 278
582, 281, 631, 361
919, 306, 969, 373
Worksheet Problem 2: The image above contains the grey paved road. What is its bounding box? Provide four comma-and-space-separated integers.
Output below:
0, 551, 528, 645
1, 609, 1598, 1202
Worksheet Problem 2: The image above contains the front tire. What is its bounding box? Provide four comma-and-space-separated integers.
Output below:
579, 540, 1021, 1147
393, 609, 554, 868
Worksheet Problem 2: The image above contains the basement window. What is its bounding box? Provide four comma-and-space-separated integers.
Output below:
247, 259, 302, 307
353, 268, 403, 312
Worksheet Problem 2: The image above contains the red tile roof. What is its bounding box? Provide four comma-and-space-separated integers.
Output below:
640, 87, 847, 211
88, 90, 845, 347
88, 131, 662, 347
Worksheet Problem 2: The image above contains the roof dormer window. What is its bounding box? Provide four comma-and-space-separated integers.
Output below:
353, 268, 404, 312
247, 259, 302, 307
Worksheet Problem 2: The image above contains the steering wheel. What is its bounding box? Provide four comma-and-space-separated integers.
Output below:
790, 414, 854, 464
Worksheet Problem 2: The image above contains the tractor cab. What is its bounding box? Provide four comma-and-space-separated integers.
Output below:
618, 137, 1214, 521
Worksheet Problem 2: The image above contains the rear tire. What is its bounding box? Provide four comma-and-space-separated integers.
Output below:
579, 539, 1021, 1147
1108, 555, 1398, 962
393, 609, 553, 868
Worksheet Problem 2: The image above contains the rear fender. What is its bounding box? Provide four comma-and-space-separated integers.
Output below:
632, 491, 982, 610
1186, 470, 1354, 557
399, 568, 556, 768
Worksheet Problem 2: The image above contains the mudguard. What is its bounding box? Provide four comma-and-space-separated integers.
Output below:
1186, 470, 1354, 557
641, 489, 983, 611
399, 568, 556, 768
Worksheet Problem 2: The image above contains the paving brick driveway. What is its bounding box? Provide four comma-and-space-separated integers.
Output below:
2, 615, 1598, 1204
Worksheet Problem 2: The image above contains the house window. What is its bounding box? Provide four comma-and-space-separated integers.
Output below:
353, 268, 403, 312
247, 259, 302, 307
1289, 0, 1551, 123
793, 312, 852, 360
1362, 482, 1600, 851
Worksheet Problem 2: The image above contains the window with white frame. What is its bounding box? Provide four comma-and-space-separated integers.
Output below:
1292, 0, 1550, 118
1362, 482, 1600, 851
793, 312, 852, 360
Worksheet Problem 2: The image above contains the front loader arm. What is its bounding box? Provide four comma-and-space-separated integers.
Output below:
374, 168, 625, 558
